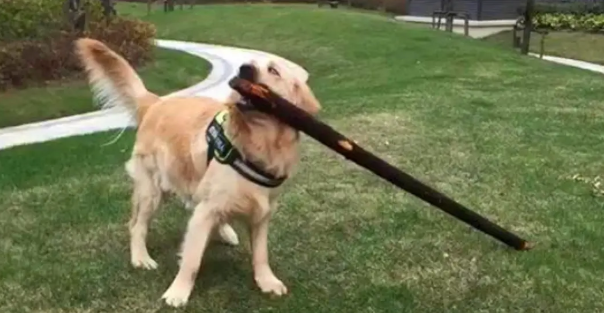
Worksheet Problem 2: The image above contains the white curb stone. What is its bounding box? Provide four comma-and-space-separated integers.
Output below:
529, 53, 604, 75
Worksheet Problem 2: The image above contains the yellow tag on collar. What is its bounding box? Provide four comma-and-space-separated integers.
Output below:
214, 110, 228, 125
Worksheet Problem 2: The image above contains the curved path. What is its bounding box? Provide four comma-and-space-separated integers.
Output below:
1, 39, 603, 151
0, 39, 308, 151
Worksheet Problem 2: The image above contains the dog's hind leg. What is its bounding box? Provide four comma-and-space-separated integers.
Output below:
176, 223, 239, 266
180, 196, 239, 245
179, 197, 238, 245
126, 156, 162, 270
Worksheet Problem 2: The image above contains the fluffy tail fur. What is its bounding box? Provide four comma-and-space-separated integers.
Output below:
75, 38, 160, 124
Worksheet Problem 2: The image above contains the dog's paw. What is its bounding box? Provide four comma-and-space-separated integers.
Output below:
161, 284, 192, 308
131, 255, 158, 270
217, 224, 240, 246
255, 275, 288, 296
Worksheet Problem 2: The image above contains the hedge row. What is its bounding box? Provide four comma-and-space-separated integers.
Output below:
534, 13, 604, 32
0, 0, 156, 90
0, 0, 65, 41
347, 0, 403, 14
0, 18, 156, 90
531, 1, 604, 32
535, 2, 604, 16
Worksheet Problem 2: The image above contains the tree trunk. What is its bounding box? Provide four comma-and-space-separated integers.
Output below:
521, 0, 534, 55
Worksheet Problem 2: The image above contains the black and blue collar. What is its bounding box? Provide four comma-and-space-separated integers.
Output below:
205, 110, 287, 188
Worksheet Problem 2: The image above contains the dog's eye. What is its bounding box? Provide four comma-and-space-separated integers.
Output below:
268, 66, 280, 77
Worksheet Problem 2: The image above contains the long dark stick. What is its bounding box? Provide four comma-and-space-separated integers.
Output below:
229, 78, 531, 251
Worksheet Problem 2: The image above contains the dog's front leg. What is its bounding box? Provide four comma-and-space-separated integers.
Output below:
161, 201, 216, 307
251, 198, 288, 296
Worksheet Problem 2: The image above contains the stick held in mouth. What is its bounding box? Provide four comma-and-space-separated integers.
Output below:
228, 77, 531, 251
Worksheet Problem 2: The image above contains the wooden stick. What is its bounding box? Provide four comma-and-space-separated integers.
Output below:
229, 77, 532, 251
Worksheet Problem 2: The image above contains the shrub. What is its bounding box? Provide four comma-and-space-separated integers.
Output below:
0, 0, 108, 41
0, 17, 156, 90
0, 0, 64, 41
533, 13, 604, 32
382, 0, 405, 14
535, 2, 604, 16
347, 0, 383, 11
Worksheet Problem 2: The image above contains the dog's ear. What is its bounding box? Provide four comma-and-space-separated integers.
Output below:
238, 63, 257, 82
294, 81, 321, 116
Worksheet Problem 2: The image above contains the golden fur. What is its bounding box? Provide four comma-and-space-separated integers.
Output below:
75, 38, 321, 307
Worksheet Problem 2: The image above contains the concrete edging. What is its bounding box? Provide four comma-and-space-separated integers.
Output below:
529, 53, 604, 74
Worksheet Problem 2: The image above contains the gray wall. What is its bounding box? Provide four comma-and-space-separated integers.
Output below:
537, 0, 602, 3
479, 0, 525, 20
405, 0, 526, 20
406, 0, 443, 18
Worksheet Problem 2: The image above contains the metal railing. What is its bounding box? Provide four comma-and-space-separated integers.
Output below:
431, 0, 470, 36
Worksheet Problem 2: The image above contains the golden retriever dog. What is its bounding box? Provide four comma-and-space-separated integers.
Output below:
75, 38, 321, 307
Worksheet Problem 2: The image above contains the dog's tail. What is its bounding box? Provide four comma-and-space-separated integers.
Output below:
75, 38, 160, 124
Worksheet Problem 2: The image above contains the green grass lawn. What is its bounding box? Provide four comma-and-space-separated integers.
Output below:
0, 47, 210, 128
3, 3, 604, 312
483, 30, 604, 65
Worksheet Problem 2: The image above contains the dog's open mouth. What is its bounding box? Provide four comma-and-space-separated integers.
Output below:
235, 63, 272, 112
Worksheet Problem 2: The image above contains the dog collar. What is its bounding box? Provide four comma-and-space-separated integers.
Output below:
205, 110, 287, 188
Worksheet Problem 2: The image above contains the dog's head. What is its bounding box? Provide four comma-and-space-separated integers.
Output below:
236, 59, 321, 116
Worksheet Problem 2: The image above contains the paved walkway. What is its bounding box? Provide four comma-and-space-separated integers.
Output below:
0, 39, 603, 151
0, 39, 308, 151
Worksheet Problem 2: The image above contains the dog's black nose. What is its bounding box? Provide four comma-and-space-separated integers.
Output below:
238, 64, 257, 82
